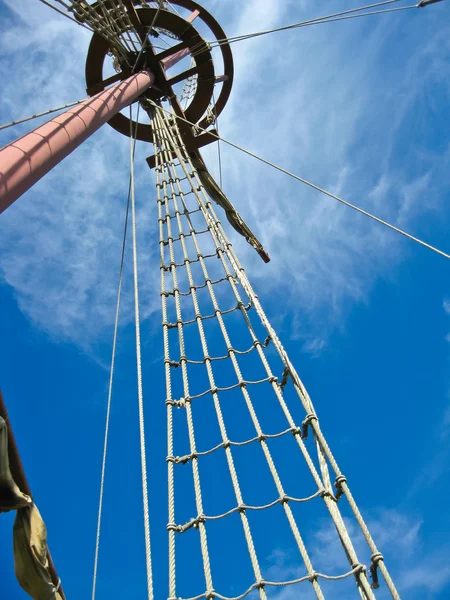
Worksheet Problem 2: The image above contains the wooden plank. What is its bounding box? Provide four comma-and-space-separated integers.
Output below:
86, 70, 128, 96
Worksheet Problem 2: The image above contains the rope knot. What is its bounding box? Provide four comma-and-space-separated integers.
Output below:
334, 475, 347, 500
319, 487, 331, 499
370, 552, 384, 565
255, 580, 265, 590
352, 562, 366, 575
279, 366, 290, 389
167, 398, 187, 408
280, 494, 289, 505
166, 522, 177, 532
370, 552, 384, 589
164, 358, 180, 368
194, 514, 206, 528
291, 426, 302, 437
258, 433, 266, 442
301, 413, 318, 439
307, 572, 319, 582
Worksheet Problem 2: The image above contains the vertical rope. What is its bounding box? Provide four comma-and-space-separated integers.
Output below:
91, 107, 141, 600
153, 112, 215, 597
91, 190, 128, 600
130, 106, 154, 600
151, 124, 177, 600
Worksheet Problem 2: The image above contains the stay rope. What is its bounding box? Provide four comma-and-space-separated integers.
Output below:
130, 105, 155, 600
189, 0, 443, 57
151, 102, 450, 261
91, 104, 154, 600
0, 100, 84, 132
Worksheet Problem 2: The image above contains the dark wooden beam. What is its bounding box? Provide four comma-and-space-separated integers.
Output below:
146, 128, 219, 169
86, 70, 129, 96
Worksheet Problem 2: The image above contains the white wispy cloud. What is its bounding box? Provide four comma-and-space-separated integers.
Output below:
0, 0, 449, 354
443, 299, 450, 315
206, 0, 450, 351
262, 508, 450, 599
0, 0, 161, 351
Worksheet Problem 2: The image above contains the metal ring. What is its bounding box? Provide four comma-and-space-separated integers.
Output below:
85, 1, 233, 142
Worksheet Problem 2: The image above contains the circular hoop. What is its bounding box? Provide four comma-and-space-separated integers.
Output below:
85, 0, 234, 142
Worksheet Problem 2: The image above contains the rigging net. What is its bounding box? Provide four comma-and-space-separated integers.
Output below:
142, 103, 401, 600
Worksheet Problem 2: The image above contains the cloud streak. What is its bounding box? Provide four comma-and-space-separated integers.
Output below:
263, 508, 450, 599
0, 0, 449, 354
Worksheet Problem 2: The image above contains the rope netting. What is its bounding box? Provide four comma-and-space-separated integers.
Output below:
147, 104, 400, 600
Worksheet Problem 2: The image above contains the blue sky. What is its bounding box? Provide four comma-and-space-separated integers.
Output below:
1, 0, 450, 599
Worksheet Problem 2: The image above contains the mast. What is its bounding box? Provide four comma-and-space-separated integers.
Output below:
0, 71, 154, 214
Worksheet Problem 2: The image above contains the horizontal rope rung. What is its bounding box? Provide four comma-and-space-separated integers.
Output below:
161, 187, 200, 198
155, 172, 194, 184
169, 490, 324, 532
160, 251, 219, 270
178, 564, 367, 600
162, 228, 210, 245
167, 426, 302, 463
164, 301, 251, 329
164, 337, 270, 367
157, 205, 201, 219
161, 275, 237, 296
166, 376, 278, 405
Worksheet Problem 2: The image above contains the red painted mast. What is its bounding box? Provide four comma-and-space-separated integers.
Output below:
0, 70, 154, 215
